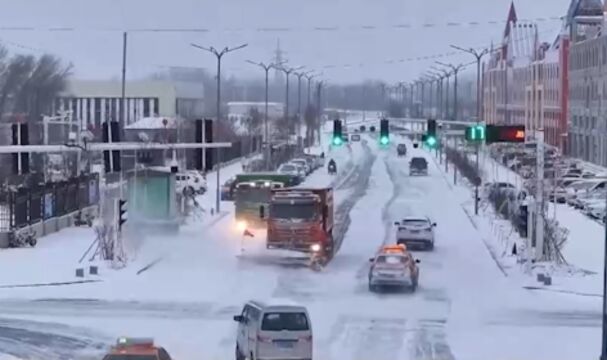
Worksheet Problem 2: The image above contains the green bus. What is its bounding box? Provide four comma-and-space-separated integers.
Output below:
234, 173, 298, 229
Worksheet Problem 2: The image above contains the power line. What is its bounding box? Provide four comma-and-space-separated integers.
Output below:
0, 16, 563, 34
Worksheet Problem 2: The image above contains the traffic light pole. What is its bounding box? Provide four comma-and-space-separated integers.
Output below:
475, 141, 479, 215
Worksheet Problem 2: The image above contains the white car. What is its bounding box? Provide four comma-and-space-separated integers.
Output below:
290, 159, 311, 175
278, 164, 304, 183
394, 216, 436, 250
287, 162, 307, 178
176, 172, 207, 195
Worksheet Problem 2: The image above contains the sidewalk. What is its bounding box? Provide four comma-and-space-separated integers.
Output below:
438, 146, 605, 296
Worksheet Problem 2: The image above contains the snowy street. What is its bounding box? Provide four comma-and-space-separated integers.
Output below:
0, 134, 600, 359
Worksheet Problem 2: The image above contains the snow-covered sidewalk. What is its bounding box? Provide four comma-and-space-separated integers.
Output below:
445, 145, 606, 296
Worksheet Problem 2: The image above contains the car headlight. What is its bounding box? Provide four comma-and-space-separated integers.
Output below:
310, 243, 322, 252
237, 221, 247, 231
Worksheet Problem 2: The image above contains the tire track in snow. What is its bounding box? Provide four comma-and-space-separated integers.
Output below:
322, 315, 455, 360
0, 317, 110, 360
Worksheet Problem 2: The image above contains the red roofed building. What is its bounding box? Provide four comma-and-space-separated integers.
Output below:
483, 2, 570, 153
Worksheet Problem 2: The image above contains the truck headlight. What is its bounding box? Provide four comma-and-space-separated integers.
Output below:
310, 243, 321, 252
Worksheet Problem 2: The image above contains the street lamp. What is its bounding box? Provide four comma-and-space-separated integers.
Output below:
436, 61, 470, 120
278, 65, 304, 141
246, 59, 285, 168
450, 44, 490, 216
427, 71, 444, 119
432, 65, 451, 120
295, 70, 313, 151
191, 42, 248, 213
305, 72, 322, 106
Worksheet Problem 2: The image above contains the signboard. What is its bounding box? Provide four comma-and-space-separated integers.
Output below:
350, 134, 361, 142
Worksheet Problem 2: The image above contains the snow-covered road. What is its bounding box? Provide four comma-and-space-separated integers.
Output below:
0, 135, 602, 360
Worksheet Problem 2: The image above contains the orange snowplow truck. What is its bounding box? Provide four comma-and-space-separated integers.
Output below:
261, 187, 334, 258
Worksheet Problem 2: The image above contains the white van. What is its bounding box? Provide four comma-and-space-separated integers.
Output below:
233, 300, 313, 360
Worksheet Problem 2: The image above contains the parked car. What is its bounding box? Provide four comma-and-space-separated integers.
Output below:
286, 162, 307, 179
290, 158, 312, 175
176, 172, 206, 195
278, 163, 304, 184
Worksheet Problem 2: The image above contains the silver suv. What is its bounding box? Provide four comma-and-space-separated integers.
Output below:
394, 216, 436, 250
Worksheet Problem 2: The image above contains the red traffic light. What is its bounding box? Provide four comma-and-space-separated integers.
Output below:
486, 125, 525, 143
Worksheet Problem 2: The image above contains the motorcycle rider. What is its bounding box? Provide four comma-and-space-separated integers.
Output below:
328, 158, 337, 174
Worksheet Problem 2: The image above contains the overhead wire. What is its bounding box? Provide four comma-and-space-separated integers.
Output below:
0, 15, 563, 34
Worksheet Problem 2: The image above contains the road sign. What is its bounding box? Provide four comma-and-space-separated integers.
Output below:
351, 134, 361, 142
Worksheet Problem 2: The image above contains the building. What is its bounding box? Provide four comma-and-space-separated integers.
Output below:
483, 2, 570, 152
567, 0, 606, 164
227, 101, 284, 121
54, 79, 205, 133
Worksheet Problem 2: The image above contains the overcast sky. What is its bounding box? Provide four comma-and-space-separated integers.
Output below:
0, 0, 571, 84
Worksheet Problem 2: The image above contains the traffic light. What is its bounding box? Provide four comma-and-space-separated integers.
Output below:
427, 119, 437, 136
379, 119, 389, 145
118, 199, 127, 231
486, 125, 525, 144
204, 118, 214, 171
332, 119, 343, 146
424, 119, 438, 148
465, 125, 486, 142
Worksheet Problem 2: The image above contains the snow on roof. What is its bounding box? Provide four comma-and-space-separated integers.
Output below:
403, 216, 429, 221
251, 298, 304, 308
125, 117, 177, 130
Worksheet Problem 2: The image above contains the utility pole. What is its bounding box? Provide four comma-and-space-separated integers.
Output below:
246, 59, 283, 168
451, 45, 490, 215
191, 42, 248, 213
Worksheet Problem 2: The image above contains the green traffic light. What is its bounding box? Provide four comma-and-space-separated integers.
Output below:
380, 136, 389, 145
333, 136, 343, 146
426, 136, 437, 147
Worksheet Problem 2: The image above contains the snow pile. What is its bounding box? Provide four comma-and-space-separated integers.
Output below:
124, 117, 177, 130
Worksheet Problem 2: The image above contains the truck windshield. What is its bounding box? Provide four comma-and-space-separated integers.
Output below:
270, 203, 317, 220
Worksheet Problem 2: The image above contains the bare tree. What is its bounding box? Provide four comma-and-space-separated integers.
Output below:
14, 54, 72, 117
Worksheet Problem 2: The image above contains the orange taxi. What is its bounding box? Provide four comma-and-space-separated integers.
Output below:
102, 337, 173, 360
368, 244, 420, 292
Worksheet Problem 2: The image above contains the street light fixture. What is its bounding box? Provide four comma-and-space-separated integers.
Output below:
191, 42, 248, 213
246, 59, 285, 168
450, 44, 490, 217
277, 65, 304, 140
295, 70, 314, 151
436, 61, 471, 121
431, 66, 451, 120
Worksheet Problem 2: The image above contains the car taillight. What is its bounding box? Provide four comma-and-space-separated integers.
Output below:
257, 335, 272, 343
299, 335, 312, 342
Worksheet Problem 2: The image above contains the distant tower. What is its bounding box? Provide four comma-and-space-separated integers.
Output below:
273, 39, 286, 85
